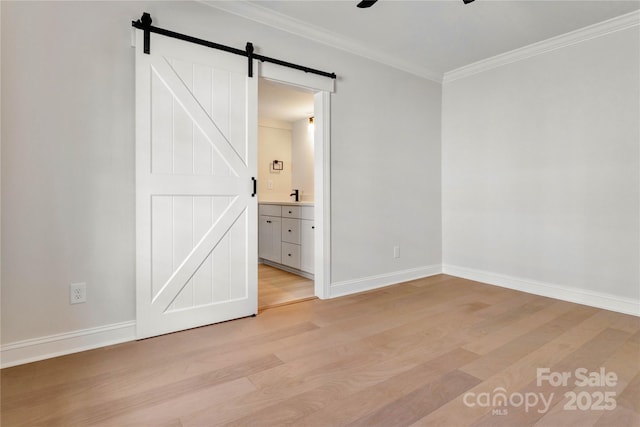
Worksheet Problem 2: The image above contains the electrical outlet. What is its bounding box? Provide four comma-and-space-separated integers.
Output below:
70, 282, 86, 304
393, 246, 400, 258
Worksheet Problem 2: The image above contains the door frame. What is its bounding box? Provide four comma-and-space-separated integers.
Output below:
258, 62, 333, 299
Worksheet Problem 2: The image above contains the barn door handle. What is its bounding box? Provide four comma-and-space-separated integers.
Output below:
251, 177, 257, 197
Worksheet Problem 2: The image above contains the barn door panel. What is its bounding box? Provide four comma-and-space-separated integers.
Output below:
136, 32, 257, 339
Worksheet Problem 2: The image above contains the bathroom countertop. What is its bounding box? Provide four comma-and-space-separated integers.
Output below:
258, 200, 314, 206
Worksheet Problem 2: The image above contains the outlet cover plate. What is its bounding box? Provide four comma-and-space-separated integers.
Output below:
70, 282, 87, 304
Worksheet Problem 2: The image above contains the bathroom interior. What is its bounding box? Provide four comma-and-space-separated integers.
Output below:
257, 78, 316, 309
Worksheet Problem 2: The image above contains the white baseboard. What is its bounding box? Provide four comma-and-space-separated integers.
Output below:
330, 264, 442, 298
1, 321, 136, 368
442, 264, 640, 317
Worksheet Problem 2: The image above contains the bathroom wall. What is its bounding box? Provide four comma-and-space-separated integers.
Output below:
257, 119, 292, 202
291, 118, 315, 202
258, 117, 315, 203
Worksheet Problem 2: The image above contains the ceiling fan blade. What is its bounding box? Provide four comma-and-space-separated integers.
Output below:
357, 0, 378, 8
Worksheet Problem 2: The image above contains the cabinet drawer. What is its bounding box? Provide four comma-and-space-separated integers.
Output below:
281, 206, 301, 219
281, 218, 301, 244
281, 242, 301, 269
259, 204, 281, 217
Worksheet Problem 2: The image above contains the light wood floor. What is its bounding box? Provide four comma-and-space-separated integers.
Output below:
2, 274, 639, 426
258, 263, 315, 310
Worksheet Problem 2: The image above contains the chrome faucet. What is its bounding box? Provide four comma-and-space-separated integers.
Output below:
290, 189, 299, 202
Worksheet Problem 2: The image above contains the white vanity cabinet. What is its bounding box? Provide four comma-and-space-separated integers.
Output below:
258, 203, 314, 277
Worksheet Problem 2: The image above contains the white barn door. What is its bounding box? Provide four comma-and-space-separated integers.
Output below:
135, 32, 257, 339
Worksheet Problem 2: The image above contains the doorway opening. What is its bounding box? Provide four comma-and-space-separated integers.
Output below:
257, 78, 317, 310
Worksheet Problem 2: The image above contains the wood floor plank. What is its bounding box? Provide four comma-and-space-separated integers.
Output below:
410, 306, 626, 426
463, 299, 571, 355
469, 328, 632, 427
5, 354, 282, 427
1, 321, 316, 421
296, 348, 480, 426
190, 345, 479, 426
258, 264, 314, 309
250, 307, 478, 396
348, 369, 481, 427
616, 366, 640, 413
466, 295, 550, 334
91, 378, 255, 427
270, 293, 484, 365
533, 330, 640, 427
461, 305, 598, 380
223, 351, 477, 426
1, 314, 314, 401
594, 405, 640, 427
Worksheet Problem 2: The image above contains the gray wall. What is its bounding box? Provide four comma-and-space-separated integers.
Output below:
442, 26, 639, 301
1, 1, 442, 344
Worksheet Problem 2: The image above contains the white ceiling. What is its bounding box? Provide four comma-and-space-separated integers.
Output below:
209, 0, 640, 81
259, 78, 314, 122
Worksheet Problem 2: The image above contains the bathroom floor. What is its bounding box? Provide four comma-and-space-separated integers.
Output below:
258, 264, 315, 310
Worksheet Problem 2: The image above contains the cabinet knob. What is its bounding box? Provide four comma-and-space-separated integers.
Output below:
288, 210, 292, 214
312, 226, 315, 229
288, 229, 292, 232
266, 220, 271, 223
288, 253, 292, 257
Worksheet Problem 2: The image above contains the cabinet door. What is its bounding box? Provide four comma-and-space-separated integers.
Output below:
300, 220, 315, 274
258, 216, 281, 263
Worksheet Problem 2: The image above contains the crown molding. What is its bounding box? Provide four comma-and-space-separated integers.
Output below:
201, 0, 443, 83
443, 9, 640, 84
